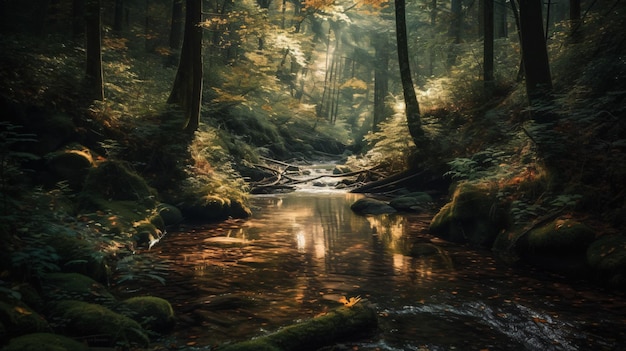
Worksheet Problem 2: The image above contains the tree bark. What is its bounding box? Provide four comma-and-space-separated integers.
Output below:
395, 0, 424, 146
484, 0, 494, 97
113, 0, 124, 33
373, 32, 390, 132
447, 0, 463, 68
85, 0, 104, 101
168, 0, 203, 132
518, 0, 552, 104
569, 0, 581, 42
167, 0, 184, 66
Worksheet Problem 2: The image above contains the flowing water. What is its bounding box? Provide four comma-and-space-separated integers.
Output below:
141, 189, 626, 351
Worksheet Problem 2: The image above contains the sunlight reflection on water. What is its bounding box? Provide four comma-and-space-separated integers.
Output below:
147, 191, 626, 350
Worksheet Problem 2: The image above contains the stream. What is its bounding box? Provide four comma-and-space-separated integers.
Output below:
139, 180, 626, 350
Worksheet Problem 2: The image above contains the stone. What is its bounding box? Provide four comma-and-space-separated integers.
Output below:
587, 234, 626, 288
350, 197, 397, 215
3, 332, 88, 351
389, 192, 433, 211
429, 182, 507, 247
120, 296, 175, 333
41, 273, 115, 305
51, 300, 149, 347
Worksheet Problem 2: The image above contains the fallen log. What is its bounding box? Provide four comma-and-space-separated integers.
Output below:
217, 300, 378, 351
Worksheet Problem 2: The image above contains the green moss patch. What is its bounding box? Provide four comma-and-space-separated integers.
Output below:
0, 300, 50, 337
3, 332, 88, 351
120, 296, 175, 333
51, 300, 149, 347
430, 183, 507, 247
587, 234, 626, 288
41, 273, 115, 304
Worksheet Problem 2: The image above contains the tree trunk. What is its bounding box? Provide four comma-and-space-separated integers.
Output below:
569, 0, 581, 42
518, 0, 552, 104
395, 0, 424, 147
168, 0, 203, 132
113, 0, 124, 33
85, 0, 104, 101
72, 0, 85, 38
373, 32, 390, 132
484, 0, 494, 97
447, 0, 463, 68
495, 0, 508, 38
167, 0, 184, 67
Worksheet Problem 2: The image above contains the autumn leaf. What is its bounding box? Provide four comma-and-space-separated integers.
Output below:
339, 295, 361, 307
14, 306, 32, 315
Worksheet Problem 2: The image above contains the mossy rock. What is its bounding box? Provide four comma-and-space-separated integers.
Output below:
45, 145, 95, 191
587, 234, 626, 289
43, 235, 107, 283
41, 273, 115, 305
3, 332, 88, 351
181, 198, 251, 222
158, 203, 183, 227
0, 300, 50, 338
119, 296, 175, 333
218, 300, 377, 351
520, 219, 595, 276
429, 183, 507, 247
133, 221, 163, 248
350, 198, 397, 215
80, 160, 157, 206
51, 300, 149, 347
525, 219, 595, 254
389, 192, 433, 212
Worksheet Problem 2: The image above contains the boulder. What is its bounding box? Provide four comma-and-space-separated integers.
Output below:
41, 273, 115, 305
520, 219, 595, 275
45, 145, 95, 191
51, 300, 149, 347
3, 332, 88, 351
389, 192, 433, 212
587, 234, 626, 288
350, 197, 397, 215
0, 300, 50, 338
429, 182, 507, 247
80, 160, 157, 206
120, 296, 175, 333
158, 203, 183, 227
218, 300, 377, 351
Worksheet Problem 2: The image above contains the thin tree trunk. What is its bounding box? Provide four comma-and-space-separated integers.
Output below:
73, 0, 85, 38
168, 0, 203, 132
85, 0, 104, 101
373, 32, 389, 132
395, 0, 424, 146
484, 0, 495, 97
569, 0, 581, 42
518, 0, 552, 104
113, 0, 124, 33
168, 0, 184, 66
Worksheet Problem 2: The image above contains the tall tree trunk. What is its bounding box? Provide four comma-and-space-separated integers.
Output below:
168, 0, 203, 132
447, 0, 463, 68
168, 0, 184, 66
85, 0, 104, 101
113, 0, 124, 33
395, 0, 424, 146
569, 0, 581, 42
484, 0, 494, 97
495, 0, 508, 38
373, 33, 390, 132
72, 0, 85, 38
518, 0, 552, 104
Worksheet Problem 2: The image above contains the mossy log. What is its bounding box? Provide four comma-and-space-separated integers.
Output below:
218, 301, 377, 351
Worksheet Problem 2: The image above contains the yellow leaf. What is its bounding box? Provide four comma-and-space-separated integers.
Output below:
14, 306, 32, 315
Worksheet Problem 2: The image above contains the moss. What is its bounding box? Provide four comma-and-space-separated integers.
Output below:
119, 296, 175, 333
80, 160, 157, 206
45, 145, 95, 191
51, 300, 149, 347
3, 332, 88, 351
43, 235, 107, 283
157, 203, 183, 226
526, 219, 595, 254
430, 182, 507, 247
218, 301, 377, 351
0, 300, 50, 337
41, 273, 115, 304
587, 235, 626, 288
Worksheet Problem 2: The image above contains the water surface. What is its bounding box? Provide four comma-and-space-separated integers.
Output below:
145, 192, 626, 350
